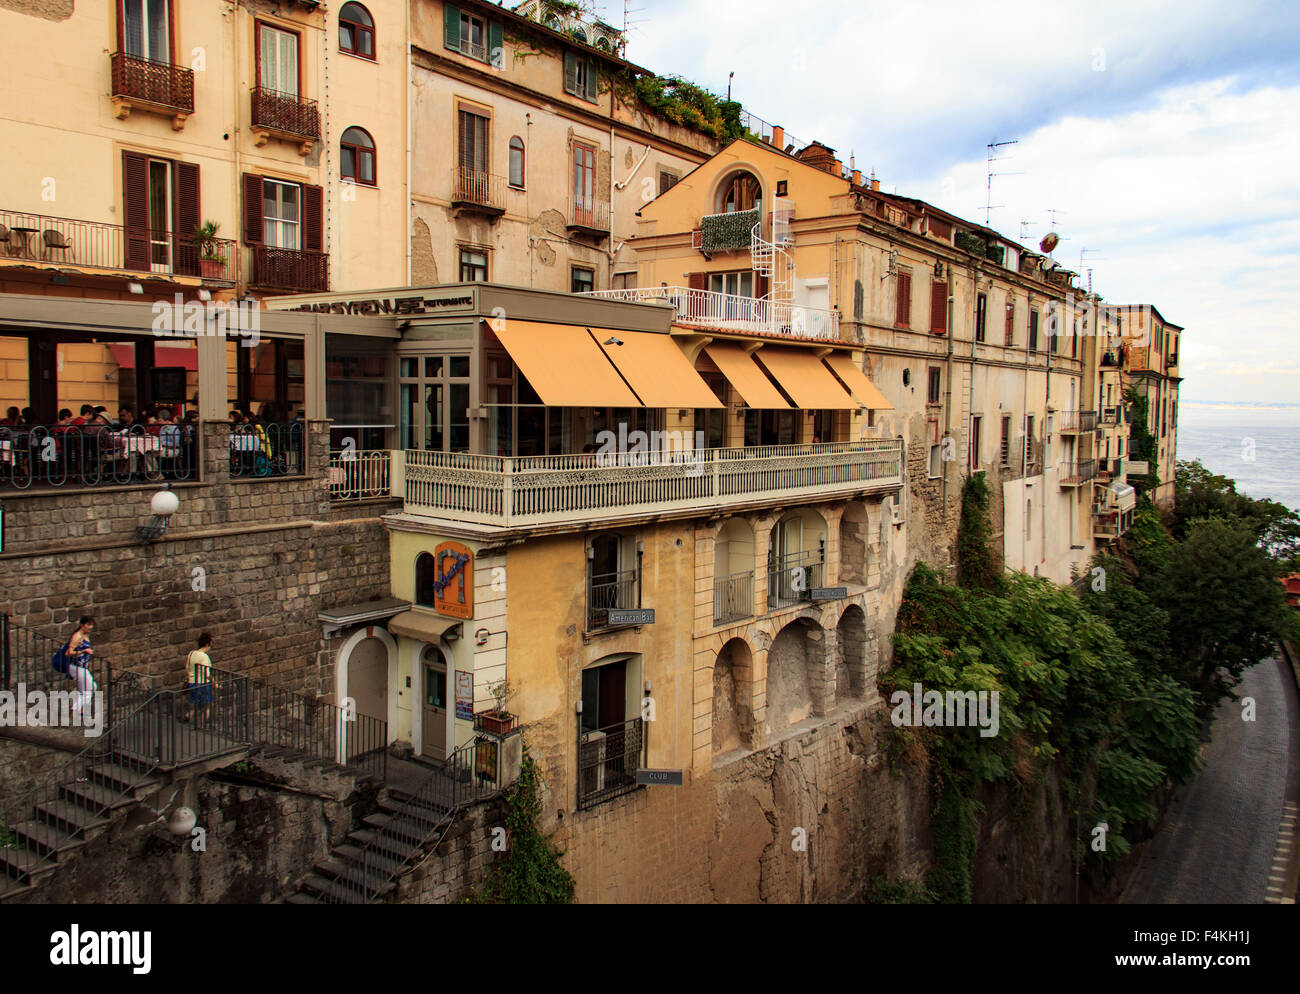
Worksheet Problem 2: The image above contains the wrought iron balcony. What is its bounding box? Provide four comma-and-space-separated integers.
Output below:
110, 52, 194, 126
577, 716, 644, 810
404, 439, 903, 529
0, 424, 197, 492
250, 245, 329, 292
450, 166, 506, 215
1059, 459, 1098, 487
568, 196, 611, 236
587, 567, 640, 631
713, 570, 755, 626
328, 449, 391, 501
580, 286, 840, 340
767, 551, 823, 610
0, 207, 236, 282
1056, 409, 1097, 434
251, 87, 321, 150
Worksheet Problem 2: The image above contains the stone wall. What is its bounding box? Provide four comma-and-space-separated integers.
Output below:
392, 796, 509, 903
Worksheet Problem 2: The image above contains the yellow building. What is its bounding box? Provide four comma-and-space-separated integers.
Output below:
1117, 303, 1183, 507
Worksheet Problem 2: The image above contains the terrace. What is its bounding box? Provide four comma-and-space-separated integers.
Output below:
580, 286, 840, 341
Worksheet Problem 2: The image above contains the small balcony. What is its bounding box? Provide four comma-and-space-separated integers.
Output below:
0, 208, 236, 283
699, 207, 760, 254
251, 87, 320, 154
451, 167, 506, 218
580, 286, 840, 341
328, 449, 392, 502
767, 551, 824, 610
110, 52, 194, 129
587, 567, 640, 632
1100, 406, 1121, 427
577, 716, 644, 810
1059, 459, 1098, 487
713, 570, 755, 626
567, 197, 611, 238
404, 440, 903, 530
250, 245, 329, 293
1057, 410, 1097, 434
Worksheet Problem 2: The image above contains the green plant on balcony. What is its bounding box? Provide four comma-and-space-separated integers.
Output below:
478, 677, 518, 735
700, 207, 759, 254
194, 219, 226, 277
631, 73, 745, 141
954, 230, 988, 257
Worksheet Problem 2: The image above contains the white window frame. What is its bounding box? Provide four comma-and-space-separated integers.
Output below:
263, 179, 302, 250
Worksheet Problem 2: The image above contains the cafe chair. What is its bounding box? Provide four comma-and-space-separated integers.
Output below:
42, 229, 72, 261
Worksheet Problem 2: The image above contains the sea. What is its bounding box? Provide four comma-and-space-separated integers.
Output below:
1176, 404, 1300, 513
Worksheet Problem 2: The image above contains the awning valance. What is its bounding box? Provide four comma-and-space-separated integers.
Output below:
387, 610, 462, 643
753, 348, 857, 410
823, 354, 893, 410
489, 320, 640, 407
597, 331, 723, 409
703, 343, 791, 409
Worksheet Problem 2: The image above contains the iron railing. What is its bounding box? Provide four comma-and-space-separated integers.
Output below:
0, 208, 236, 281
568, 196, 611, 232
328, 449, 391, 501
577, 716, 644, 810
0, 423, 198, 491
713, 569, 754, 626
251, 86, 321, 140
451, 166, 505, 210
1059, 459, 1098, 486
110, 51, 194, 114
1057, 410, 1098, 433
250, 245, 329, 292
229, 421, 305, 478
767, 551, 824, 610
587, 567, 640, 631
579, 286, 840, 340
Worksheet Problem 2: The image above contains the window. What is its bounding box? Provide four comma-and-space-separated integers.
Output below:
458, 109, 489, 175
709, 271, 755, 299
399, 353, 471, 453
339, 2, 375, 59
928, 444, 943, 479
930, 281, 948, 335
445, 4, 501, 64
508, 136, 525, 188
719, 171, 761, 213
459, 247, 488, 282
1048, 307, 1059, 354
242, 172, 325, 289
1000, 415, 1011, 466
588, 533, 640, 630
927, 367, 941, 405
1025, 414, 1036, 470
572, 141, 598, 224
613, 272, 636, 290
258, 22, 299, 97
1025, 500, 1032, 540
1028, 310, 1039, 352
659, 169, 679, 196
340, 126, 376, 186
578, 655, 643, 808
263, 179, 301, 249
975, 292, 987, 343
895, 271, 912, 328
120, 0, 171, 62
1004, 298, 1014, 345
564, 50, 599, 102
122, 151, 200, 275
970, 415, 981, 470
571, 266, 594, 294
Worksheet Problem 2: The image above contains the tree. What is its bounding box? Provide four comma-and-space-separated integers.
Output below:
956, 472, 1001, 592
1174, 459, 1300, 565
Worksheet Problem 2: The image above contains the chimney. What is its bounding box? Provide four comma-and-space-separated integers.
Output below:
772, 125, 785, 150
852, 169, 862, 185
869, 168, 880, 192
832, 158, 842, 177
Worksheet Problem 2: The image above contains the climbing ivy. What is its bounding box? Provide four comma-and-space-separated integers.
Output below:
956, 472, 1001, 592
1125, 390, 1161, 498
631, 74, 745, 141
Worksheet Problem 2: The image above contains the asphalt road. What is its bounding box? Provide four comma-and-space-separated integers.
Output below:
1121, 655, 1300, 904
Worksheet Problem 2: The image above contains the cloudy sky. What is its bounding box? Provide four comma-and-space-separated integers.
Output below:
594, 0, 1300, 404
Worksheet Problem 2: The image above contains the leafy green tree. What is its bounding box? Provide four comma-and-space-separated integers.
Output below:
956, 472, 1002, 592
1174, 459, 1300, 564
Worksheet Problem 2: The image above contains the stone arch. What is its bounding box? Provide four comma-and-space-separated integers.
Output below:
712, 637, 755, 754
768, 508, 828, 608
839, 501, 868, 584
713, 168, 764, 214
836, 604, 868, 703
714, 518, 756, 624
765, 618, 828, 730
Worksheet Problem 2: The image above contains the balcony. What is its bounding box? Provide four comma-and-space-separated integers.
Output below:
580, 286, 840, 341
250, 245, 329, 292
699, 207, 760, 254
577, 716, 644, 810
251, 87, 320, 154
451, 167, 506, 218
713, 570, 755, 626
0, 208, 236, 283
567, 197, 611, 238
1059, 459, 1098, 487
587, 567, 640, 631
767, 551, 824, 610
1057, 410, 1097, 434
328, 449, 391, 502
1092, 508, 1120, 539
110, 52, 194, 129
403, 439, 903, 530
1, 424, 197, 492
1100, 406, 1121, 427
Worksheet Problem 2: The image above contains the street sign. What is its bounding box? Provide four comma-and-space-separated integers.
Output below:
810, 587, 848, 600
636, 768, 683, 786
608, 608, 655, 626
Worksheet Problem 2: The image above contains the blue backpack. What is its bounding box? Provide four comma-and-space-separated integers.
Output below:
52, 645, 71, 676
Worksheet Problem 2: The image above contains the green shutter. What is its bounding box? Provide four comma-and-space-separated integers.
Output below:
585, 58, 598, 102
489, 21, 504, 68
444, 3, 461, 51
563, 51, 578, 95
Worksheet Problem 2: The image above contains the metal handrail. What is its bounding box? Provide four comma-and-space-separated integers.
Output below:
0, 423, 199, 491
229, 421, 305, 479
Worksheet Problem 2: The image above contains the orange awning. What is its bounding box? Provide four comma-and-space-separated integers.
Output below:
597, 331, 723, 408
490, 320, 640, 407
823, 353, 894, 410
703, 343, 791, 409
753, 348, 857, 410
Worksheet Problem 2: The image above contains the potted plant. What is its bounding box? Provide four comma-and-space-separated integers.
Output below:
476, 678, 517, 735
194, 220, 226, 279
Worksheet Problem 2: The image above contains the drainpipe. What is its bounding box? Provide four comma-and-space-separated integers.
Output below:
609, 119, 616, 287
232, 0, 244, 290
942, 264, 954, 517
405, 0, 413, 285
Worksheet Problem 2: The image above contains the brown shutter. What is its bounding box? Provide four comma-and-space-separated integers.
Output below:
122, 151, 150, 272
172, 161, 200, 276
302, 184, 324, 253
895, 272, 910, 327
930, 281, 947, 334
242, 173, 264, 245
688, 272, 707, 292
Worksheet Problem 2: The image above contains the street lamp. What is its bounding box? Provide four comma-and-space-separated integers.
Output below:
137, 485, 179, 543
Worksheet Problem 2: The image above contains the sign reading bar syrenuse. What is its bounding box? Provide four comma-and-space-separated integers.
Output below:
608, 608, 655, 626
636, 769, 683, 787
291, 293, 474, 316
810, 587, 849, 600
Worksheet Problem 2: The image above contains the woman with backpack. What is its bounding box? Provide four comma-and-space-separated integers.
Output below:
61, 615, 98, 717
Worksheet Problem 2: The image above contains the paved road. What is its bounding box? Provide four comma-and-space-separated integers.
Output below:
1122, 655, 1299, 904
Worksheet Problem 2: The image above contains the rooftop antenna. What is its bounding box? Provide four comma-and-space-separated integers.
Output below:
985, 138, 1020, 226
1019, 218, 1035, 241
1041, 208, 1068, 258
1078, 248, 1105, 293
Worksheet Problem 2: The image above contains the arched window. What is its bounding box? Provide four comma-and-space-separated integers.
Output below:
416, 553, 436, 606
341, 126, 376, 185
339, 3, 375, 59
718, 170, 761, 213
508, 136, 525, 189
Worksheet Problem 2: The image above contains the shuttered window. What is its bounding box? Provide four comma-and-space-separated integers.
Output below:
458, 109, 489, 173
895, 271, 911, 328
443, 3, 501, 64
1000, 416, 1011, 465
930, 281, 948, 334
975, 292, 987, 343
563, 50, 599, 103
242, 173, 322, 252
1004, 299, 1014, 345
122, 151, 199, 275
1028, 310, 1039, 352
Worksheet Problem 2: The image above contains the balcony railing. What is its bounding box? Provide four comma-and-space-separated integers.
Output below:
579, 286, 840, 340
328, 449, 391, 501
405, 439, 903, 528
0, 208, 236, 282
0, 424, 198, 491
229, 422, 305, 479
767, 550, 824, 610
577, 716, 644, 810
110, 51, 194, 114
587, 567, 640, 631
713, 570, 755, 626
250, 245, 329, 292
1059, 459, 1098, 486
251, 86, 321, 142
451, 167, 506, 212
1056, 409, 1097, 434
568, 196, 611, 234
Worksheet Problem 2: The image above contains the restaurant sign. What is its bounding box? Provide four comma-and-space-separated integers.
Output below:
432, 541, 475, 620
291, 293, 474, 317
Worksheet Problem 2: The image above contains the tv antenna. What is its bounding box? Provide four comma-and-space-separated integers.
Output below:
622, 1, 648, 36
1078, 247, 1105, 293
1019, 219, 1036, 241
984, 138, 1020, 226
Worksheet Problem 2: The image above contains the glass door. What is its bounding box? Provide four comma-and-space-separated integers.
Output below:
422, 646, 448, 761
147, 159, 171, 272
260, 24, 298, 97
122, 0, 170, 61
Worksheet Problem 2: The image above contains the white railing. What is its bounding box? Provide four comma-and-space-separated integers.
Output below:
329, 449, 392, 501
580, 286, 840, 340
403, 439, 903, 527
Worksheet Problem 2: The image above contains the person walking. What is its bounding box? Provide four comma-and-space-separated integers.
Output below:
185, 633, 214, 727
63, 615, 98, 719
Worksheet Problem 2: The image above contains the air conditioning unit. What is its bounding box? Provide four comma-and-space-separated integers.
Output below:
580, 730, 606, 795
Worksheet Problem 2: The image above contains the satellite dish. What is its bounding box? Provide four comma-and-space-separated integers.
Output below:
1040, 232, 1059, 253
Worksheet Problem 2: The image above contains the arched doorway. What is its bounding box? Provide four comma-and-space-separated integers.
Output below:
765, 619, 825, 729
421, 643, 450, 761
714, 518, 756, 625
712, 638, 754, 754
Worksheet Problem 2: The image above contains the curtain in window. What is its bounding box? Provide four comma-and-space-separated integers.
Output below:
261, 26, 298, 95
